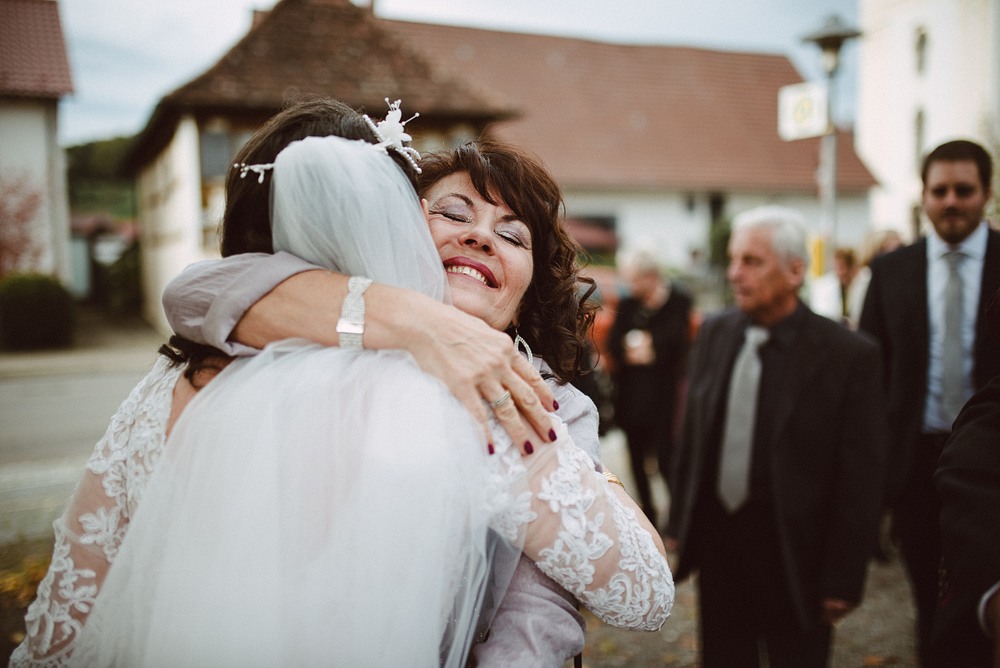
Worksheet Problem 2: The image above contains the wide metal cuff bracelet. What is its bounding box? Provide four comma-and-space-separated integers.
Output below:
336, 276, 373, 349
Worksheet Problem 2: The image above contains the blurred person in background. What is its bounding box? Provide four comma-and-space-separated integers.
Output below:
844, 229, 904, 329
809, 246, 860, 327
607, 249, 692, 527
860, 139, 1000, 665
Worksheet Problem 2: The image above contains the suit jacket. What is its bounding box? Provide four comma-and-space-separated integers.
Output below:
858, 229, 1000, 499
932, 375, 1000, 667
667, 306, 888, 629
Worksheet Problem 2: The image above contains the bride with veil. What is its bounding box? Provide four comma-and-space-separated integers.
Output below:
71, 113, 672, 666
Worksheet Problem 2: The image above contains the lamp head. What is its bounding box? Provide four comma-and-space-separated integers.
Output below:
802, 15, 862, 75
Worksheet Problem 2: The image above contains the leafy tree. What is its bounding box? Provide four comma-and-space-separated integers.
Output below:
66, 136, 136, 218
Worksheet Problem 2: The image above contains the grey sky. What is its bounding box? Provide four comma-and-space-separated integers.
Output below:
57, 0, 858, 146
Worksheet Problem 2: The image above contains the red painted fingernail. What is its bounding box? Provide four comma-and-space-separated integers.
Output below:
524, 441, 534, 455
552, 400, 559, 410
488, 443, 495, 455
548, 429, 557, 442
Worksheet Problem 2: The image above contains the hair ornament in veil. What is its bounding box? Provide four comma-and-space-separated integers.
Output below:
363, 98, 422, 174
233, 98, 423, 184
234, 161, 275, 183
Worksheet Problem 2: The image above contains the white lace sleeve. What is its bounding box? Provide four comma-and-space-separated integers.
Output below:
9, 358, 180, 667
489, 419, 674, 632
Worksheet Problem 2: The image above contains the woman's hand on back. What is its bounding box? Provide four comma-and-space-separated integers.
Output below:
403, 296, 556, 455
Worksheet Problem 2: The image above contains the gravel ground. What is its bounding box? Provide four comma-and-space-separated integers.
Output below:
578, 554, 918, 667
580, 431, 919, 667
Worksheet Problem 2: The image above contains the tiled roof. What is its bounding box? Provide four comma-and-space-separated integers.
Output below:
128, 0, 511, 169
130, 0, 874, 193
0, 0, 73, 99
384, 20, 875, 193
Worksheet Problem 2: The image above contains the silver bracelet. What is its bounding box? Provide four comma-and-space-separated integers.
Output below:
336, 276, 373, 349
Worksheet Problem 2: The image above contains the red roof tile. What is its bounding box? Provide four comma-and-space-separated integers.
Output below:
383, 20, 874, 193
130, 0, 874, 193
0, 0, 73, 99
128, 0, 511, 169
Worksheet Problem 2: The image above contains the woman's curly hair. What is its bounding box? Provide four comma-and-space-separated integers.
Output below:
417, 139, 598, 383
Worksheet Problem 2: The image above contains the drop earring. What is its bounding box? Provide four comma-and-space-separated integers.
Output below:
514, 330, 533, 364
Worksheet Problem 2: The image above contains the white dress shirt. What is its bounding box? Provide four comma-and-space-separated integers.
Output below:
923, 221, 989, 432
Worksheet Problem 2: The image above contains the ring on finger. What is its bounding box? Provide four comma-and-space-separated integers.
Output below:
489, 390, 513, 410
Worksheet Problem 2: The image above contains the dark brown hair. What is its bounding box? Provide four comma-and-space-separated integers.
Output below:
921, 139, 993, 191
220, 97, 418, 256
418, 139, 597, 382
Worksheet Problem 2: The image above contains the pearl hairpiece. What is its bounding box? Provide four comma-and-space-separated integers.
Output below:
235, 162, 275, 183
363, 98, 422, 174
233, 98, 423, 183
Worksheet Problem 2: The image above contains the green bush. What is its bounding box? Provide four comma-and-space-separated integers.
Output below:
0, 273, 75, 350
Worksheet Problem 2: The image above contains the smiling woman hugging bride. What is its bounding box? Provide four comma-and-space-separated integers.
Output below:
20, 98, 675, 667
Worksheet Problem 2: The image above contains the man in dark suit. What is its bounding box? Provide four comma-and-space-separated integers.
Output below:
932, 288, 1000, 667
859, 139, 1000, 665
666, 206, 888, 667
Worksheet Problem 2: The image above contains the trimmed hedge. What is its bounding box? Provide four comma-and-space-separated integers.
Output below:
0, 273, 75, 350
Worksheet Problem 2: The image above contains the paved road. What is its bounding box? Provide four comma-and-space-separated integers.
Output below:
0, 370, 155, 543
592, 431, 918, 667
0, 307, 165, 544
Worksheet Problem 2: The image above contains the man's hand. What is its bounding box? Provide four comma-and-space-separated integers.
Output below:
820, 598, 854, 625
623, 329, 655, 366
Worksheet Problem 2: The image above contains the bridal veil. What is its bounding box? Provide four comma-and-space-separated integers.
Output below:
74, 136, 524, 667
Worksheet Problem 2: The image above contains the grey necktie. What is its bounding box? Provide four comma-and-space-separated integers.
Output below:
941, 250, 966, 423
718, 325, 770, 513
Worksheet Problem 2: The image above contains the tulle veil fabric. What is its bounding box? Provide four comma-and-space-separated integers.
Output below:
73, 136, 524, 666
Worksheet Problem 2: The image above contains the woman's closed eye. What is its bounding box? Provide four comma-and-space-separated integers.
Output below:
497, 224, 530, 249
430, 207, 472, 224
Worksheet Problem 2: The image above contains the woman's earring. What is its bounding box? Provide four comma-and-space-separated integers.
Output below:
514, 330, 533, 364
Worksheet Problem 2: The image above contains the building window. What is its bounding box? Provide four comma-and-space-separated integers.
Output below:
911, 203, 924, 240
200, 130, 232, 181
915, 28, 928, 75
914, 108, 925, 170
708, 192, 729, 268
563, 215, 617, 264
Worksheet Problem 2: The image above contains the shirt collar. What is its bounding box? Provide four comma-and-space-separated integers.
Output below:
741, 300, 806, 349
927, 220, 989, 262
768, 300, 806, 349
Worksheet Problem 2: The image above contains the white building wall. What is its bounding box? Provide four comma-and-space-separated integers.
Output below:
857, 0, 1000, 237
565, 191, 703, 270
136, 115, 204, 333
0, 99, 71, 283
565, 188, 871, 273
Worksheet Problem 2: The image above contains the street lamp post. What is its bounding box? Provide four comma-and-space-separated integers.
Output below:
802, 15, 861, 273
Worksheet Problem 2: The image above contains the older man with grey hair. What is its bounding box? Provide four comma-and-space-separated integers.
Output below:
666, 205, 889, 667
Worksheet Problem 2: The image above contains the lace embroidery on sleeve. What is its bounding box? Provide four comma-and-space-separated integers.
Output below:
488, 418, 674, 632
531, 441, 674, 630
10, 358, 181, 667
